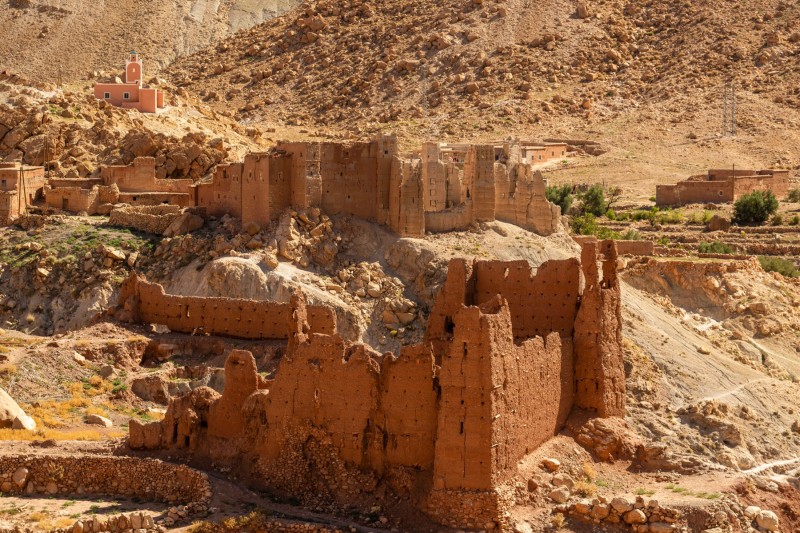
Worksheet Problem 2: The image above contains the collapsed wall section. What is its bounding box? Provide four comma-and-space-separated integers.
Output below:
574, 240, 626, 417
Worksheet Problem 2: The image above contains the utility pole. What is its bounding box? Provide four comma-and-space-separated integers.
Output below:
420, 67, 428, 114
723, 81, 737, 137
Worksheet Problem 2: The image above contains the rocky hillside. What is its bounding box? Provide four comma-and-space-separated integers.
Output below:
0, 0, 300, 83
0, 72, 268, 180
165, 0, 800, 148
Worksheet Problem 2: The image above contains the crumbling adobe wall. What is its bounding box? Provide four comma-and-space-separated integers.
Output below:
466, 145, 497, 221
473, 259, 581, 339
101, 157, 193, 194
129, 255, 625, 530
656, 179, 734, 206
424, 202, 473, 233
574, 240, 626, 417
733, 174, 789, 199
389, 157, 425, 237
117, 272, 336, 340
494, 147, 561, 236
44, 185, 98, 213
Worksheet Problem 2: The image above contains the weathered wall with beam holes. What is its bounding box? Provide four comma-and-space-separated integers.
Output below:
117, 272, 336, 340
128, 246, 625, 531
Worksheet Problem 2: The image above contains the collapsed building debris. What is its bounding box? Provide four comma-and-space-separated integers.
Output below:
128, 240, 625, 529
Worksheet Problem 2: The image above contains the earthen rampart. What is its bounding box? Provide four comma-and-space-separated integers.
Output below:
117, 272, 336, 340
129, 249, 624, 529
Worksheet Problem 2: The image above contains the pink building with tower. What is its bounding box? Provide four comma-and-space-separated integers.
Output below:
93, 52, 165, 113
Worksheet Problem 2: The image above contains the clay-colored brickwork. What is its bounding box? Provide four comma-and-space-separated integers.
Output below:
656, 168, 790, 206
117, 272, 336, 340
0, 162, 45, 224
194, 136, 563, 238
129, 251, 624, 529
45, 157, 193, 215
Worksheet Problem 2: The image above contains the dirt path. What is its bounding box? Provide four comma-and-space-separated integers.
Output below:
742, 457, 800, 476
698, 377, 771, 403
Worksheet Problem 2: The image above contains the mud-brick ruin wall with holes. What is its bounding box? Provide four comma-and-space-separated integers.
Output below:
656, 168, 790, 206
116, 272, 336, 339
195, 135, 423, 236
129, 244, 625, 530
194, 135, 562, 239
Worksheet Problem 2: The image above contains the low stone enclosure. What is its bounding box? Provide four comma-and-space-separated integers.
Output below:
655, 168, 790, 206
129, 240, 625, 530
0, 455, 211, 533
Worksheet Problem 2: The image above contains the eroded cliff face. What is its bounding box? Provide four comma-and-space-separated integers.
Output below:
129, 247, 625, 530
0, 0, 300, 83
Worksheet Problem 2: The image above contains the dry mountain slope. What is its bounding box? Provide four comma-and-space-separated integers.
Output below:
0, 0, 300, 83
166, 0, 800, 148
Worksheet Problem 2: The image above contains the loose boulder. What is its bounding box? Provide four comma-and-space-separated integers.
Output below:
0, 387, 27, 428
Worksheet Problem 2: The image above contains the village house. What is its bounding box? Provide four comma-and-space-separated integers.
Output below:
656, 168, 790, 206
45, 157, 192, 214
93, 52, 165, 113
0, 162, 45, 223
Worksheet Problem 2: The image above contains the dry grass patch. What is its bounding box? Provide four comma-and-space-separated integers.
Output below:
0, 428, 126, 441
25, 378, 114, 428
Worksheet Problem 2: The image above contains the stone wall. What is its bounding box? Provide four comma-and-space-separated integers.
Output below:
129, 251, 624, 530
117, 272, 337, 340
0, 454, 210, 533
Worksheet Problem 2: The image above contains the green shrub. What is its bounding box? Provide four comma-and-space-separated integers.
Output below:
787, 189, 800, 202
732, 191, 779, 225
657, 209, 685, 225
771, 214, 784, 226
619, 229, 642, 240
570, 214, 619, 239
790, 215, 800, 226
545, 184, 574, 215
606, 209, 617, 220
697, 241, 733, 254
580, 185, 607, 217
758, 256, 799, 278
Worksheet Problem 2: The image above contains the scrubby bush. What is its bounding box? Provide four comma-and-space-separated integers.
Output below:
771, 214, 784, 226
732, 191, 779, 225
580, 184, 607, 216
545, 184, 574, 215
697, 241, 733, 254
758, 256, 799, 278
787, 188, 800, 202
619, 229, 642, 240
790, 215, 800, 226
570, 214, 618, 239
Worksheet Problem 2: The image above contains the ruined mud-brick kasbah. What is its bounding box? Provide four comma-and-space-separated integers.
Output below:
8, 53, 629, 531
